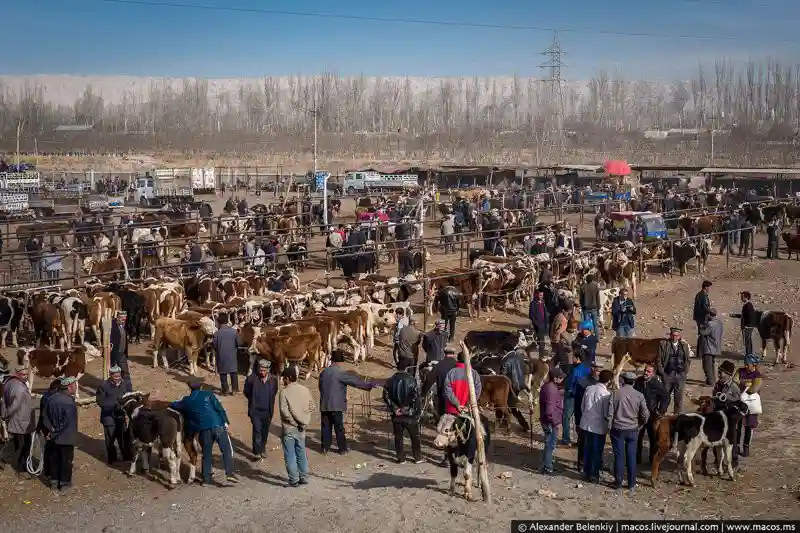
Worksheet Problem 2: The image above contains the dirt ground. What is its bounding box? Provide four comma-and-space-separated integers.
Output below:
1, 192, 799, 531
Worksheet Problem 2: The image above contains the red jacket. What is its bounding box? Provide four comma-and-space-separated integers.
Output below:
443, 363, 482, 415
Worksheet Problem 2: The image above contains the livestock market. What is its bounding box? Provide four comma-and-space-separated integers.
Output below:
0, 163, 799, 532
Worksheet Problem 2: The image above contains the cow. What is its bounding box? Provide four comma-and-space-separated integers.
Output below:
695, 238, 712, 273
47, 294, 88, 350
15, 344, 101, 399
463, 330, 527, 356
668, 241, 700, 276
672, 398, 750, 487
755, 310, 793, 364
83, 252, 131, 281
86, 292, 123, 348
255, 332, 323, 378
597, 287, 620, 330
610, 337, 663, 388
170, 222, 207, 239
151, 316, 217, 375
119, 391, 185, 487
475, 374, 529, 433
433, 413, 492, 501
106, 285, 146, 343
286, 242, 309, 272
205, 238, 242, 259
0, 295, 25, 348
29, 293, 64, 348
781, 232, 800, 260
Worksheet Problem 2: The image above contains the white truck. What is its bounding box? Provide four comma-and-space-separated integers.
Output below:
343, 171, 418, 195
0, 171, 41, 191
134, 169, 198, 206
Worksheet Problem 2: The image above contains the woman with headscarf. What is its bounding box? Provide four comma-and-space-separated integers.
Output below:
734, 354, 763, 458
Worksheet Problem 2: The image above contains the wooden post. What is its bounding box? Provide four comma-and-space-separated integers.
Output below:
638, 237, 644, 282
72, 253, 78, 289
725, 229, 730, 268
476, 268, 483, 318
101, 315, 111, 380
422, 241, 429, 331
459, 340, 492, 504
669, 239, 674, 277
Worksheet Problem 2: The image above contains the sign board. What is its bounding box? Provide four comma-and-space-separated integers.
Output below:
315, 171, 330, 192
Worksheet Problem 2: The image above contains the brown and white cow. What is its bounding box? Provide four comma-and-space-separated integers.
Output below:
16, 343, 101, 399
756, 310, 793, 364
85, 292, 123, 347
151, 316, 217, 375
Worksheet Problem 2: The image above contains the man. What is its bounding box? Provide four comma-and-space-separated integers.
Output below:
657, 327, 693, 414
575, 360, 603, 469
170, 380, 238, 486
25, 235, 42, 280
435, 285, 461, 342
493, 237, 507, 258
392, 308, 409, 366
41, 245, 63, 282
213, 314, 241, 395
396, 315, 421, 371
699, 308, 724, 385
562, 349, 591, 446
693, 280, 712, 355
580, 369, 612, 483
421, 345, 459, 425
38, 380, 60, 482
318, 351, 375, 454
243, 236, 256, 267
611, 288, 636, 338
95, 365, 133, 465
766, 219, 780, 259
528, 290, 550, 358
633, 364, 669, 466
188, 241, 203, 274
731, 291, 759, 356
243, 359, 279, 461
109, 311, 131, 385
718, 216, 731, 255
549, 306, 569, 367
421, 319, 447, 363
442, 350, 483, 419
1, 365, 34, 475
579, 275, 601, 337
711, 360, 742, 466
739, 219, 754, 257
571, 321, 597, 365
41, 376, 79, 492
607, 371, 649, 491
500, 348, 532, 432
279, 366, 314, 487
539, 367, 565, 475
382, 364, 423, 464
441, 214, 455, 254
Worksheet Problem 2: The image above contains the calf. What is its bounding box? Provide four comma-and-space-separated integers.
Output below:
782, 232, 800, 260
48, 294, 88, 350
476, 374, 529, 433
672, 399, 750, 487
151, 316, 217, 375
119, 391, 185, 487
610, 337, 663, 388
433, 413, 492, 501
756, 310, 793, 364
463, 330, 526, 356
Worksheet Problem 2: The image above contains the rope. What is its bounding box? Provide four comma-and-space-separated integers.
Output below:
26, 431, 45, 476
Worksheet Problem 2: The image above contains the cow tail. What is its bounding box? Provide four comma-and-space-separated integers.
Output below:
117, 247, 129, 280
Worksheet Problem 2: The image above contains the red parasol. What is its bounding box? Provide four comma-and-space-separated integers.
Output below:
603, 160, 631, 176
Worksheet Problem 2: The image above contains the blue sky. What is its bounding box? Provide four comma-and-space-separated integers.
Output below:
3, 0, 800, 79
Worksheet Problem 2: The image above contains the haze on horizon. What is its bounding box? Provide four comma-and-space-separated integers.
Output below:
4, 0, 800, 81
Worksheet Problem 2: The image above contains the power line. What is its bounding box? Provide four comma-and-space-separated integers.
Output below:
89, 0, 800, 44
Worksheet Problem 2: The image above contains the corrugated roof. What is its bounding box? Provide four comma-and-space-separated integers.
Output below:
631, 165, 705, 172
557, 164, 603, 172
700, 167, 800, 175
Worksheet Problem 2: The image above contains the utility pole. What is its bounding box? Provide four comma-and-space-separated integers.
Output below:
538, 32, 567, 162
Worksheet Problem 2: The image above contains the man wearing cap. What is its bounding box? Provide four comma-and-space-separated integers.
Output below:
422, 345, 459, 425
572, 321, 598, 365
40, 376, 79, 491
213, 313, 241, 396
170, 380, 238, 486
422, 319, 448, 363
110, 311, 131, 385
562, 349, 591, 446
95, 365, 133, 465
279, 366, 313, 487
579, 275, 601, 337
633, 364, 669, 466
1, 365, 34, 475
657, 327, 693, 414
698, 308, 724, 385
711, 360, 741, 466
607, 371, 649, 491
693, 280, 713, 346
243, 359, 279, 461
539, 367, 566, 475
392, 308, 410, 366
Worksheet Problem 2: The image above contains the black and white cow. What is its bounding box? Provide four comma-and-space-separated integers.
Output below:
671, 397, 749, 487
463, 330, 527, 357
47, 294, 88, 350
433, 413, 492, 500
120, 391, 184, 487
0, 296, 25, 348
286, 241, 309, 272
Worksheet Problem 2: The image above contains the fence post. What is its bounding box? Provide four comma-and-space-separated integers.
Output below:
725, 229, 730, 268
477, 268, 483, 319
669, 239, 674, 277
422, 240, 429, 330
325, 250, 331, 287
72, 253, 78, 289
375, 222, 382, 274
638, 237, 644, 282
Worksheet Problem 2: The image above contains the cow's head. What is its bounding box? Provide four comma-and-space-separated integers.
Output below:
82, 257, 95, 273
119, 390, 150, 419
722, 398, 750, 419
197, 316, 218, 336
79, 343, 101, 361
433, 413, 469, 449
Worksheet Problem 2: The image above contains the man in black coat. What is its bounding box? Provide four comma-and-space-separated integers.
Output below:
382, 366, 423, 464
633, 363, 669, 465
421, 320, 448, 363
95, 366, 133, 464
421, 346, 459, 425
41, 376, 79, 492
731, 291, 759, 356
243, 359, 280, 460
500, 349, 532, 432
434, 285, 461, 342
528, 290, 551, 358
109, 311, 131, 385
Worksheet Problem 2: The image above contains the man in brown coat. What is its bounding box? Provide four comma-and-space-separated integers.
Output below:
550, 308, 569, 367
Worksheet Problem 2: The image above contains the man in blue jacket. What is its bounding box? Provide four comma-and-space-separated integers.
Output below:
243, 359, 279, 461
41, 376, 79, 492
170, 380, 238, 486
611, 288, 636, 338
562, 349, 591, 446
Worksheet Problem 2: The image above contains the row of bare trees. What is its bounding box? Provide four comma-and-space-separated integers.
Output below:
1, 59, 799, 145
